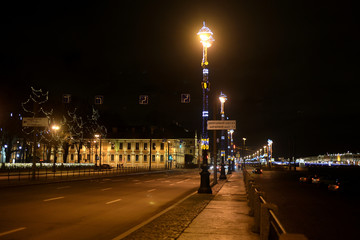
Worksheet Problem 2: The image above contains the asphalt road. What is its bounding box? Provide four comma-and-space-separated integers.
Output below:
0, 170, 201, 240
250, 168, 360, 240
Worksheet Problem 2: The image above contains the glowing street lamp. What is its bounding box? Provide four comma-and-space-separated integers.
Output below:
51, 124, 60, 172
228, 129, 234, 174
219, 92, 227, 179
197, 21, 214, 194
95, 134, 102, 169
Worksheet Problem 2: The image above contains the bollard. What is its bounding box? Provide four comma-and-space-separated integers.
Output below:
279, 234, 308, 240
260, 203, 278, 240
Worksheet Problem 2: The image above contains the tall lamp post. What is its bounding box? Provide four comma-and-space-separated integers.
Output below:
197, 21, 214, 194
242, 137, 247, 169
229, 129, 234, 172
268, 139, 273, 168
51, 124, 60, 172
219, 92, 227, 179
95, 134, 102, 169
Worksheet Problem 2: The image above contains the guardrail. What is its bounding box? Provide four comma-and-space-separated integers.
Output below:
243, 170, 308, 240
0, 166, 166, 184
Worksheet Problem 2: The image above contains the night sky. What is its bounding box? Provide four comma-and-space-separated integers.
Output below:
1, 0, 359, 158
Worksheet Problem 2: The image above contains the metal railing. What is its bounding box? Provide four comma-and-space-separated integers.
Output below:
0, 165, 166, 185
243, 170, 308, 240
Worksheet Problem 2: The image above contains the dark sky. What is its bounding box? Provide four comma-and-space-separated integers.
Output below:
1, 0, 359, 158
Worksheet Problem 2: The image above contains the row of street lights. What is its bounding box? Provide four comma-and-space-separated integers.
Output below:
244, 139, 273, 166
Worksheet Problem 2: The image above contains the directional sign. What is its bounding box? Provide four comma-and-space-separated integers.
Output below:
207, 120, 236, 130
181, 94, 190, 103
22, 117, 48, 127
139, 95, 149, 104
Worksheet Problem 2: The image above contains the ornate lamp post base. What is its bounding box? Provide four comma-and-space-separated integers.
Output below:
198, 150, 212, 194
227, 160, 232, 174
219, 157, 227, 179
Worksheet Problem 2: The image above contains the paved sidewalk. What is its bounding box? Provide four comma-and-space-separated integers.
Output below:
177, 171, 259, 240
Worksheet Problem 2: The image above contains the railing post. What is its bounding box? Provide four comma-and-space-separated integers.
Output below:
248, 183, 258, 215
260, 203, 278, 240
252, 191, 265, 233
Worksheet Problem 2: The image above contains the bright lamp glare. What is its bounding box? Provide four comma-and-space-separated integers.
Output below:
199, 33, 211, 41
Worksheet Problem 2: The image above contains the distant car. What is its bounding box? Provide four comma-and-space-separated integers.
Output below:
311, 175, 320, 184
101, 164, 112, 169
328, 179, 341, 191
299, 176, 312, 183
252, 168, 263, 174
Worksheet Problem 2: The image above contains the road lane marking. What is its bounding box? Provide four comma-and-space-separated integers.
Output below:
43, 197, 64, 202
101, 188, 112, 191
106, 199, 122, 204
56, 186, 70, 190
112, 191, 197, 240
169, 184, 174, 186
0, 227, 26, 237
147, 189, 156, 192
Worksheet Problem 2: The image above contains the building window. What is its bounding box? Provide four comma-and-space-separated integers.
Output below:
87, 154, 90, 160
136, 143, 139, 150
71, 154, 74, 161
111, 154, 114, 161
144, 155, 148, 162
190, 149, 193, 154
144, 143, 148, 150
119, 155, 123, 162
161, 143, 164, 150
160, 155, 164, 162
79, 154, 82, 161
119, 143, 123, 150
127, 143, 131, 150
111, 143, 115, 149
152, 155, 155, 162
152, 143, 156, 150
127, 155, 131, 162
136, 155, 139, 162
71, 145, 75, 149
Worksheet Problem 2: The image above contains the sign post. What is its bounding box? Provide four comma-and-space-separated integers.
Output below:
207, 120, 236, 130
22, 117, 48, 127
22, 117, 48, 180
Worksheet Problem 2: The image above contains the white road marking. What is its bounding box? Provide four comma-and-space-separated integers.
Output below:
0, 227, 26, 237
176, 179, 190, 184
101, 188, 112, 191
106, 199, 122, 204
56, 186, 70, 190
147, 189, 156, 193
43, 196, 64, 202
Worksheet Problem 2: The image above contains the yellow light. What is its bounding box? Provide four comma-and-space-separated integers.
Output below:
51, 125, 60, 131
201, 41, 212, 48
219, 96, 226, 103
199, 33, 211, 41
95, 134, 100, 138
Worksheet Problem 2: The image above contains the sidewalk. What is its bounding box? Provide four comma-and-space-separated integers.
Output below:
177, 170, 259, 240
121, 170, 259, 240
